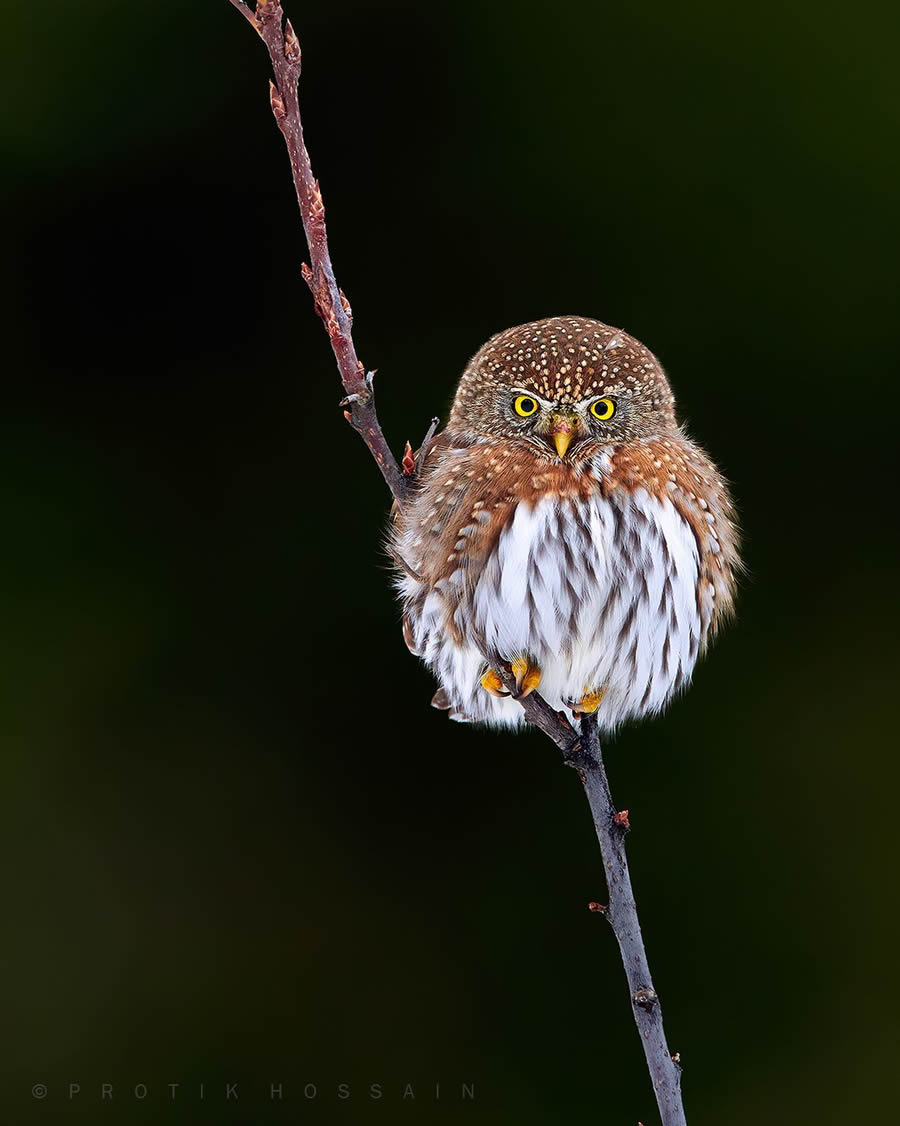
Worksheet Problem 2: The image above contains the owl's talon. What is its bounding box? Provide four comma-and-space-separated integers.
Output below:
481, 668, 510, 698
511, 656, 542, 698
568, 689, 606, 717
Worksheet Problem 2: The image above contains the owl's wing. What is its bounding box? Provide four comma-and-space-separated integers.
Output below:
390, 434, 525, 656
401, 609, 421, 656
611, 436, 741, 645
390, 430, 454, 657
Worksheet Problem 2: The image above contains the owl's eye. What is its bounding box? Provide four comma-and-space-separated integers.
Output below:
513, 395, 539, 418
590, 397, 617, 421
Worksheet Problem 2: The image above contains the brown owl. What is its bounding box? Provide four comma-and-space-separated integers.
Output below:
392, 316, 739, 730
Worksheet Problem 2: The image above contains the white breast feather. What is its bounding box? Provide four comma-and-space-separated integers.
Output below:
399, 489, 702, 731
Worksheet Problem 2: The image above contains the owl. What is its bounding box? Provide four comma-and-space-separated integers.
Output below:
392, 316, 739, 731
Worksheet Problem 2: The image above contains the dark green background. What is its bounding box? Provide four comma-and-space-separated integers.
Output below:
2, 0, 898, 1122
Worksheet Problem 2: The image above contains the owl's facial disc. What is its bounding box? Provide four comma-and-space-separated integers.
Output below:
507, 390, 592, 459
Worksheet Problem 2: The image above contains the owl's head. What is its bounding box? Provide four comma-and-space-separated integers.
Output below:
448, 316, 677, 461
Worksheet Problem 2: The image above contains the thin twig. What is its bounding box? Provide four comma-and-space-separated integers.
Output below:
494, 664, 580, 755
227, 5, 689, 1123
499, 666, 687, 1126
228, 0, 405, 501
579, 714, 687, 1126
418, 416, 441, 465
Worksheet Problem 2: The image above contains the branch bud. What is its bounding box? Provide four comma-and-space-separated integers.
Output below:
255, 0, 280, 23
324, 306, 340, 339
309, 179, 325, 222
613, 808, 630, 830
401, 441, 416, 477
338, 288, 352, 319
284, 19, 301, 63
300, 262, 314, 289
587, 901, 607, 914
269, 80, 286, 119
632, 987, 658, 1011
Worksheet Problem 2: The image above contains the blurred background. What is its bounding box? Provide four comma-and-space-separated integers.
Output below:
2, 0, 898, 1122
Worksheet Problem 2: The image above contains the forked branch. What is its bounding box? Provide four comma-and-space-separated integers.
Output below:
226, 5, 687, 1123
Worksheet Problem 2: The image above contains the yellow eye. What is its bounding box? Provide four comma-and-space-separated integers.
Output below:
590, 397, 616, 421
513, 395, 539, 418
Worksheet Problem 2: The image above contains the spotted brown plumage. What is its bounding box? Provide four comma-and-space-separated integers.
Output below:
392, 316, 740, 730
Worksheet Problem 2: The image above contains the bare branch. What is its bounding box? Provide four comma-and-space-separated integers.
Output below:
230, 0, 405, 501
418, 416, 441, 465
579, 713, 687, 1126
228, 6, 690, 1123
493, 664, 581, 756
226, 0, 259, 31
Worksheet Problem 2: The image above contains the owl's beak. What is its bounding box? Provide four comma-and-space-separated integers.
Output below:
550, 415, 575, 459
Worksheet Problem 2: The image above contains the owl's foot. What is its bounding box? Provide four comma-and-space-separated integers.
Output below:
511, 657, 542, 697
480, 669, 509, 698
480, 658, 542, 699
567, 689, 605, 717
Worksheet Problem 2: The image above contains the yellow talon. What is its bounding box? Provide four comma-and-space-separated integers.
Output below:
511, 656, 542, 698
572, 689, 605, 716
481, 659, 542, 699
480, 668, 509, 698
